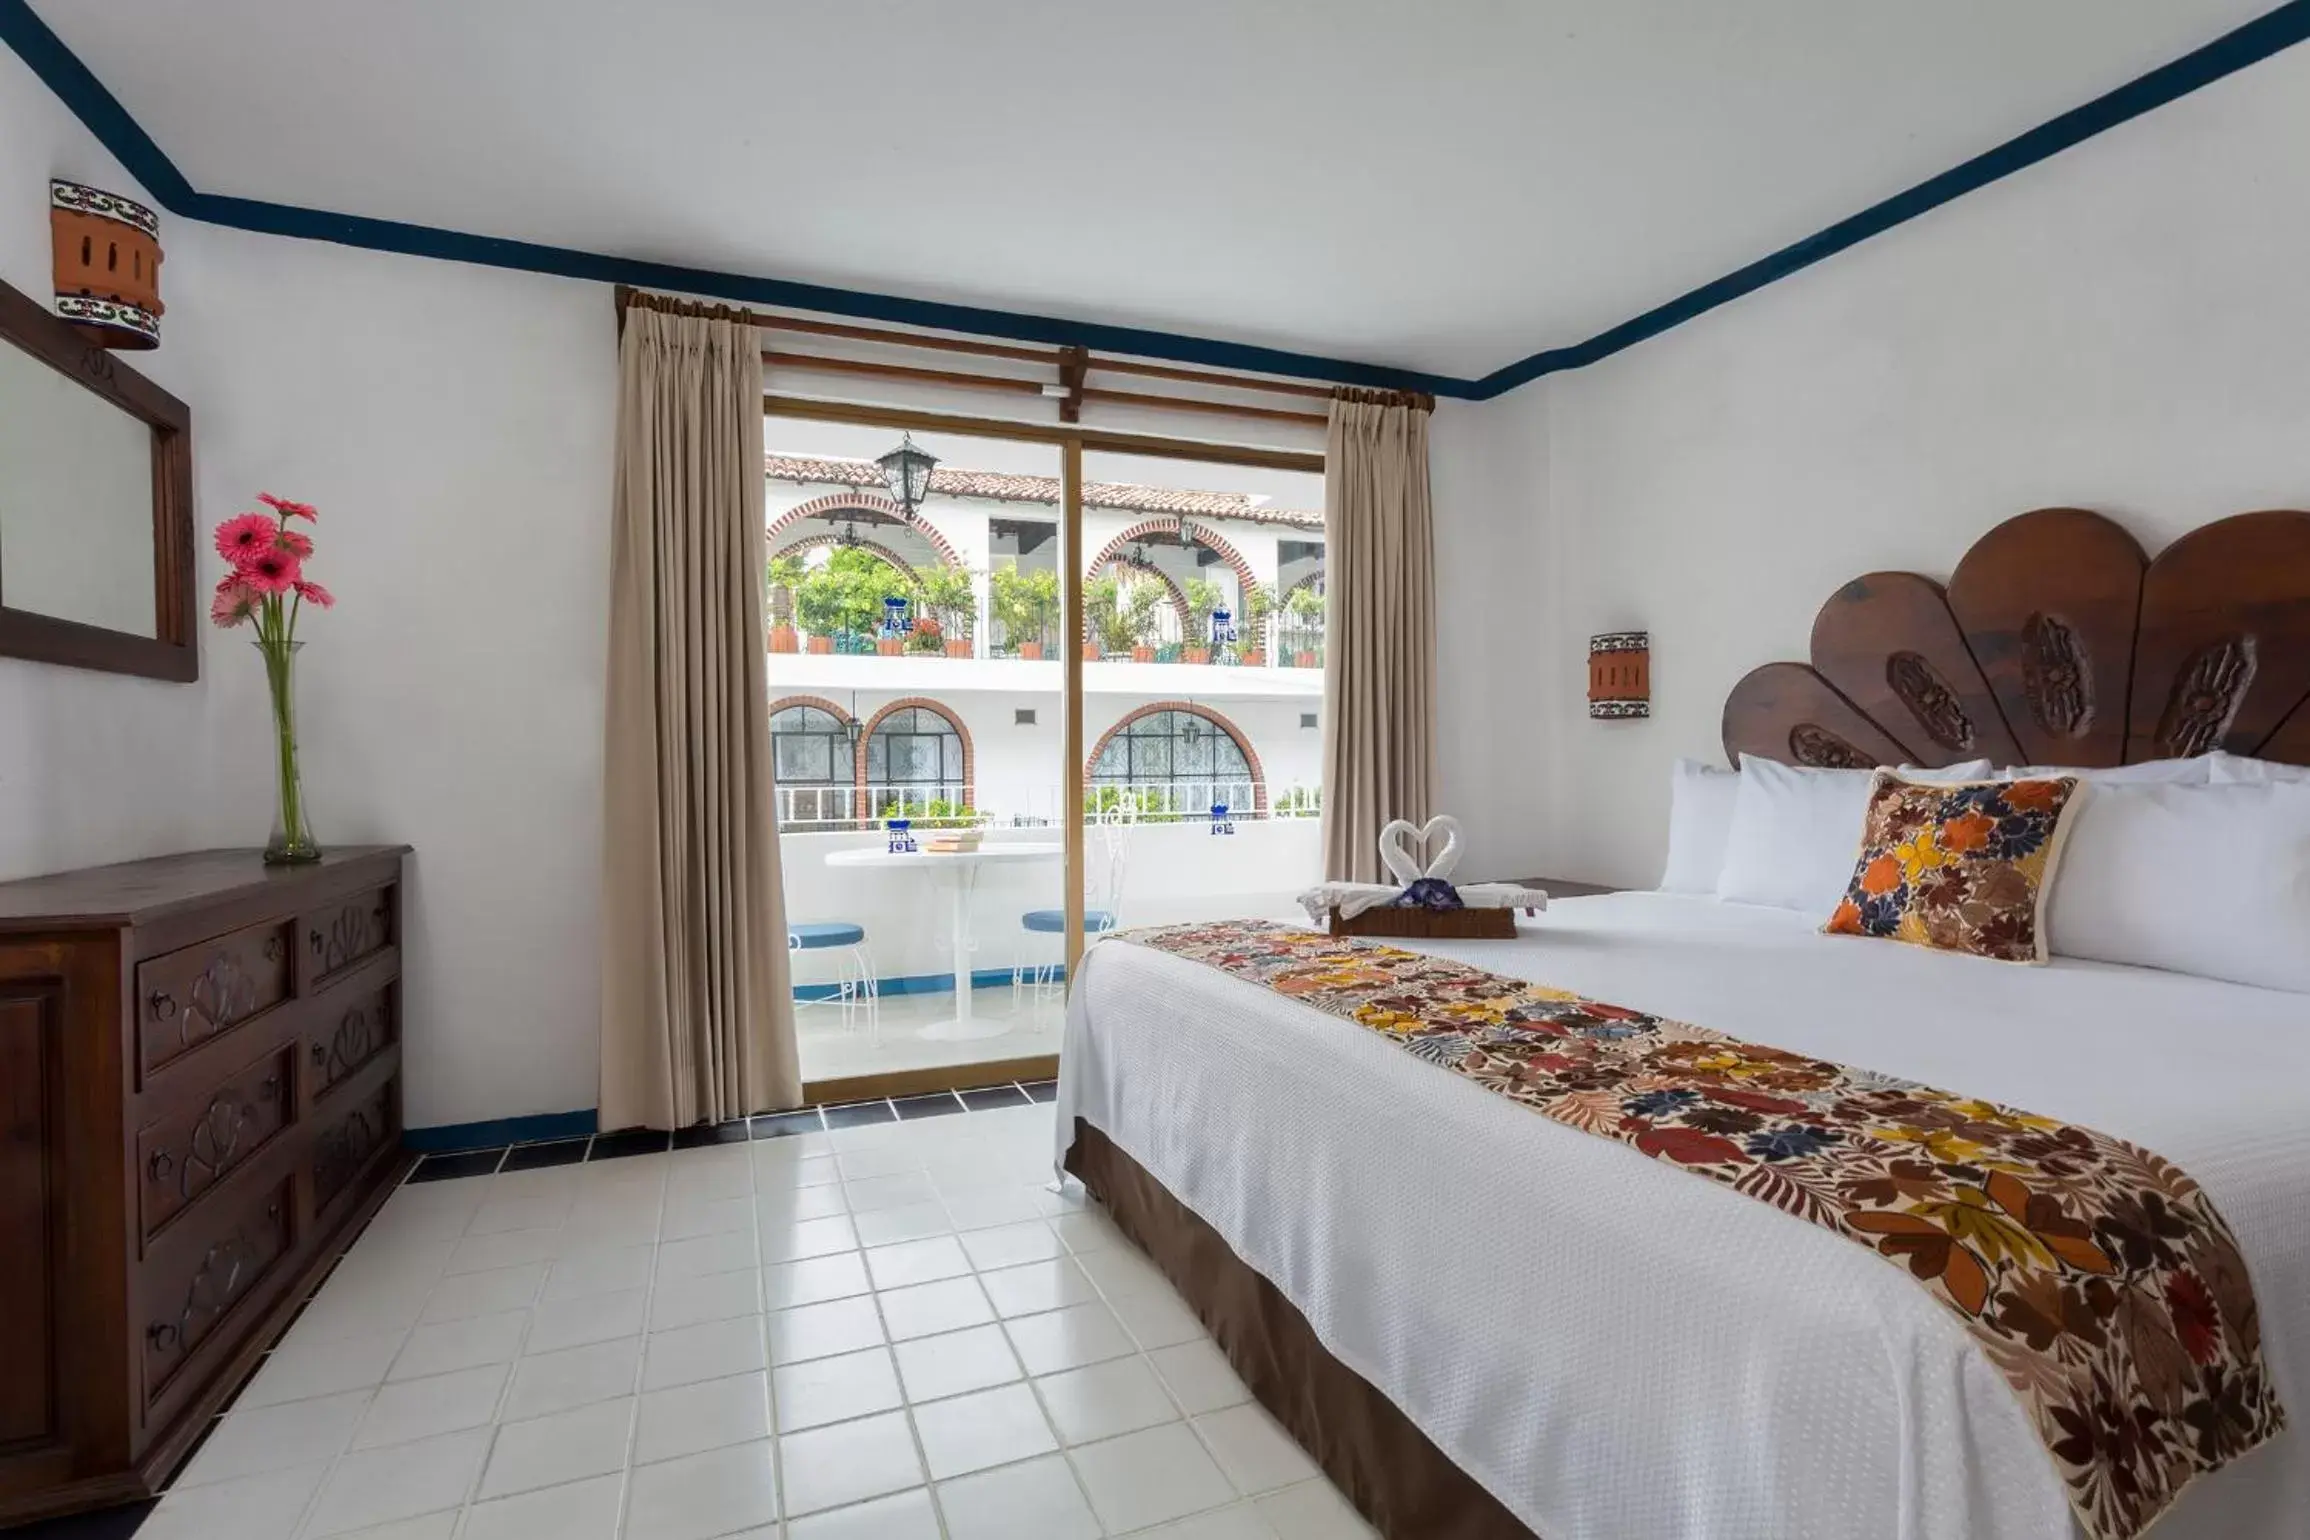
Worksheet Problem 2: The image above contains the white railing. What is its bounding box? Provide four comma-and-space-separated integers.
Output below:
774, 779, 1321, 830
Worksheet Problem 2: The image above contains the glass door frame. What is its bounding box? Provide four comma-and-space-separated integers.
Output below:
766, 394, 1324, 1089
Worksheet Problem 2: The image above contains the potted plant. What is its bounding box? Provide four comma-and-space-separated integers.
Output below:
914, 564, 979, 658
1124, 581, 1163, 663
990, 563, 1058, 660
794, 565, 843, 654
1084, 572, 1124, 660
1236, 580, 1274, 666
766, 554, 805, 653
1285, 584, 1325, 667
1180, 577, 1222, 664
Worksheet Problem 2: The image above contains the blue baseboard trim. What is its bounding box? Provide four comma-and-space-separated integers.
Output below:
794, 964, 1062, 1002
404, 1109, 599, 1154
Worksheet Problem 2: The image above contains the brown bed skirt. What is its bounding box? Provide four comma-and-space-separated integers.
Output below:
1064, 1118, 1537, 1540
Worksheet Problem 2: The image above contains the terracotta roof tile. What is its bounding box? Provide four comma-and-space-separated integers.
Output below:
765, 455, 1322, 529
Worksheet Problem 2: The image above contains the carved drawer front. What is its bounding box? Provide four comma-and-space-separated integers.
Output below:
302, 886, 394, 983
313, 1075, 398, 1213
136, 920, 293, 1078
141, 1175, 293, 1405
306, 989, 396, 1101
137, 1045, 295, 1239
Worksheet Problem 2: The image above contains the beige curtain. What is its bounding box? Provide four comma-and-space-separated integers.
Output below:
1321, 394, 1438, 883
600, 304, 799, 1129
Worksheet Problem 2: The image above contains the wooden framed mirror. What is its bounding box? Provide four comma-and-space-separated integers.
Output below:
0, 275, 196, 682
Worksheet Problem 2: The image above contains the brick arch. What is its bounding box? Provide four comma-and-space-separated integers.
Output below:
1085, 518, 1259, 605
1085, 559, 1189, 647
1281, 569, 1325, 603
768, 491, 964, 569
771, 532, 924, 582
1085, 699, 1268, 813
855, 696, 976, 812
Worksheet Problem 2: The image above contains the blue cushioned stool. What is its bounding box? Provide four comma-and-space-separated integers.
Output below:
789, 920, 879, 1043
1013, 809, 1134, 1008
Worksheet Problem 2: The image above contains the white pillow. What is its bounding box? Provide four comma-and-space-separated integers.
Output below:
2206, 751, 2310, 785
1716, 756, 1992, 916
2049, 781, 2310, 992
1659, 759, 1738, 894
2001, 756, 2211, 785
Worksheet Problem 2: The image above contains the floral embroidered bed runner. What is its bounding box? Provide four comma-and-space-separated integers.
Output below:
1118, 921, 2284, 1540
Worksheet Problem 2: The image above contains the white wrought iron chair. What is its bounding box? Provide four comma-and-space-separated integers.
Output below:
1013, 805, 1134, 1007
789, 921, 881, 1046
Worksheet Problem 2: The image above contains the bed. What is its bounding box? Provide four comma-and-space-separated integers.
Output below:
1054, 508, 2310, 1539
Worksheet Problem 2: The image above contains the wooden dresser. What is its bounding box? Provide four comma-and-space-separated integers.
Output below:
0, 846, 411, 1523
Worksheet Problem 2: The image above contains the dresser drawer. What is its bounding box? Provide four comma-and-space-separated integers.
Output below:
136, 920, 293, 1078
305, 989, 396, 1102
140, 1174, 294, 1407
136, 1044, 295, 1241
300, 885, 394, 985
312, 1073, 399, 1214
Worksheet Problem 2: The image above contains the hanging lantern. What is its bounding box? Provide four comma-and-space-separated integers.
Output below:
50, 180, 164, 349
876, 434, 939, 514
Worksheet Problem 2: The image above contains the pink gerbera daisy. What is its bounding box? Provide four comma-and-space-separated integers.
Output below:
292, 579, 335, 608
210, 576, 261, 628
275, 528, 315, 560
215, 512, 278, 564
259, 493, 318, 521
241, 549, 303, 594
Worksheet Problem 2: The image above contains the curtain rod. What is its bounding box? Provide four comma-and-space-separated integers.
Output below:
616, 285, 1432, 415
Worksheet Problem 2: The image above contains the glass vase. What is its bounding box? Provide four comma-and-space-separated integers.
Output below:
256, 639, 322, 864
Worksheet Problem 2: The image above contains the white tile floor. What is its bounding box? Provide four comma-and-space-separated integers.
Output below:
153, 1102, 1374, 1540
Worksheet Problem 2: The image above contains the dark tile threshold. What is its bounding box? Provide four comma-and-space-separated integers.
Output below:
819, 1099, 898, 1129
501, 1138, 591, 1171
403, 1076, 1060, 1180
892, 1092, 965, 1120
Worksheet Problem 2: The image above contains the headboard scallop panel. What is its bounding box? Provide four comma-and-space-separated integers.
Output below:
1722, 508, 2310, 772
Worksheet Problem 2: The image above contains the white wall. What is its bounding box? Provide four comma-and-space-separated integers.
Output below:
1509, 39, 2310, 889
1430, 393, 1556, 884
2, 46, 617, 1129
0, 44, 231, 878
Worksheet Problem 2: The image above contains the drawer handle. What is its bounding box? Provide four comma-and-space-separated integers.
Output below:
147, 1321, 179, 1351
259, 1075, 281, 1103
149, 1149, 174, 1181
263, 935, 284, 963
149, 990, 179, 1021
311, 1040, 330, 1068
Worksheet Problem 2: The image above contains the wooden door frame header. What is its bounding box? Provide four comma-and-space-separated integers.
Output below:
619, 284, 1411, 448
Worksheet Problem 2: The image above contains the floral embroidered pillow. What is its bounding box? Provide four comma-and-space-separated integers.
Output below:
1824, 773, 2084, 963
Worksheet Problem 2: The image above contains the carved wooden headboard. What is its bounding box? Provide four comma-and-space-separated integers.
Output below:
1721, 508, 2310, 771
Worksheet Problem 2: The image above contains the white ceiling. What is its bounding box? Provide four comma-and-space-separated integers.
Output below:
27, 0, 2281, 379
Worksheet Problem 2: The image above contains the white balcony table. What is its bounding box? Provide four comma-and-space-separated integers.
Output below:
824, 841, 1066, 1040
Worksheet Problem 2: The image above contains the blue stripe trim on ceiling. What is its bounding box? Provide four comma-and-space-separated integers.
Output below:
8, 0, 2310, 400
1470, 0, 2310, 398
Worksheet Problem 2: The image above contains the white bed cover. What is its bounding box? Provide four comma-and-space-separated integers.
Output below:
1057, 893, 2309, 1540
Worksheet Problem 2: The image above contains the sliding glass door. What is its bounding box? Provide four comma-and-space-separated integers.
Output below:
1076, 447, 1327, 932
765, 415, 1069, 1094
765, 406, 1324, 1097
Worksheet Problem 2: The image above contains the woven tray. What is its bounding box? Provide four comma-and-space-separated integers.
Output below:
1325, 906, 1516, 940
